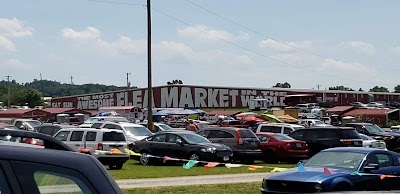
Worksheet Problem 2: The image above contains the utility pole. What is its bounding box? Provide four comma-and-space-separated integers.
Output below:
40, 73, 44, 95
126, 72, 131, 106
316, 84, 321, 90
5, 75, 11, 108
147, 0, 153, 130
70, 76, 74, 85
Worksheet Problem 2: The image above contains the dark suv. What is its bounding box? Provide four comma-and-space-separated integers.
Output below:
288, 127, 362, 156
345, 123, 400, 150
197, 127, 262, 164
35, 123, 76, 136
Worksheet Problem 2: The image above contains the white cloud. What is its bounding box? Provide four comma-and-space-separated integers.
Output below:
259, 39, 312, 52
0, 35, 16, 51
61, 26, 100, 40
178, 25, 250, 42
0, 59, 31, 70
321, 58, 375, 74
389, 46, 400, 55
341, 41, 376, 55
0, 17, 33, 38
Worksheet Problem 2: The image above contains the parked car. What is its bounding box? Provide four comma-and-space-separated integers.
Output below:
12, 119, 42, 131
138, 122, 177, 133
35, 123, 76, 136
0, 130, 123, 194
288, 127, 362, 156
256, 123, 304, 134
0, 123, 18, 130
133, 131, 233, 165
299, 119, 333, 127
256, 133, 308, 163
261, 147, 400, 193
386, 101, 400, 108
92, 121, 153, 144
80, 116, 129, 128
344, 123, 400, 150
367, 102, 384, 108
54, 128, 130, 169
197, 127, 262, 164
350, 101, 367, 108
359, 134, 387, 149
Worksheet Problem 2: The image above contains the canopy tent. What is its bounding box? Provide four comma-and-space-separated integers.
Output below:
242, 116, 266, 123
261, 114, 283, 123
235, 112, 257, 119
193, 109, 207, 114
277, 115, 299, 123
94, 111, 121, 117
154, 109, 199, 116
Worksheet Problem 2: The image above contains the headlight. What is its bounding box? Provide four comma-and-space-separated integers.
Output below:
314, 183, 323, 192
201, 147, 216, 153
262, 179, 267, 189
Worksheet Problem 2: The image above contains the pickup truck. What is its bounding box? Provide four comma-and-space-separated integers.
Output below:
12, 119, 42, 131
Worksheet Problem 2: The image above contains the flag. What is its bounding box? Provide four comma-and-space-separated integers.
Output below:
163, 156, 179, 163
323, 167, 333, 175
380, 175, 398, 180
248, 165, 264, 171
183, 160, 198, 169
298, 162, 306, 172
225, 163, 243, 168
271, 167, 288, 173
204, 162, 220, 171
123, 148, 141, 156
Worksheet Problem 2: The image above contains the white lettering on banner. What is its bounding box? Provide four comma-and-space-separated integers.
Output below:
179, 87, 194, 108
116, 92, 125, 106
194, 88, 207, 107
142, 90, 155, 108
241, 95, 254, 107
132, 90, 142, 108
229, 90, 238, 107
160, 87, 178, 108
208, 89, 219, 107
219, 89, 229, 107
76, 93, 115, 110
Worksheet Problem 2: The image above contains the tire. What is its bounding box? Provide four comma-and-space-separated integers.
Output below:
188, 153, 200, 166
242, 159, 255, 165
140, 152, 151, 165
263, 151, 277, 164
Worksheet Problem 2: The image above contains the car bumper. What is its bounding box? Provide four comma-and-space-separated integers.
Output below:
97, 156, 129, 165
234, 150, 263, 159
277, 150, 309, 159
199, 152, 232, 162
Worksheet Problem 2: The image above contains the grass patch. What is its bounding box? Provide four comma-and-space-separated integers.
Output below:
109, 159, 295, 179
123, 182, 261, 194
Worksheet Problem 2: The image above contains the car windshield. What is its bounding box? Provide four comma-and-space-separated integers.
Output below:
365, 125, 385, 133
181, 133, 210, 144
124, 126, 153, 136
158, 124, 174, 131
273, 134, 294, 140
26, 121, 41, 127
305, 151, 365, 170
196, 123, 209, 130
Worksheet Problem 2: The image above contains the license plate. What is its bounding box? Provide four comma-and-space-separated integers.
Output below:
296, 143, 302, 147
250, 142, 256, 146
223, 156, 229, 161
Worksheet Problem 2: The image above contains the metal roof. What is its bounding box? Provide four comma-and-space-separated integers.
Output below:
326, 106, 354, 113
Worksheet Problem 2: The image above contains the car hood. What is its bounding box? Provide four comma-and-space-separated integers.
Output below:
265, 166, 353, 182
195, 142, 231, 150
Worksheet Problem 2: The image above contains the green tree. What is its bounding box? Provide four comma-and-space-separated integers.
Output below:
167, 80, 183, 85
369, 86, 389, 92
328, 86, 354, 91
394, 85, 400, 93
273, 82, 291, 88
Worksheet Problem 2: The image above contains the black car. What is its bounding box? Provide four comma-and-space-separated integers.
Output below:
288, 127, 362, 156
35, 123, 76, 136
345, 123, 400, 150
197, 127, 262, 164
133, 131, 233, 165
0, 129, 123, 194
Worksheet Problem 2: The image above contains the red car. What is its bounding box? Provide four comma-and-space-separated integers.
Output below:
256, 132, 308, 163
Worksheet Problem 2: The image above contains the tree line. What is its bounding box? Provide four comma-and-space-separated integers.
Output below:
0, 79, 129, 107
273, 82, 400, 93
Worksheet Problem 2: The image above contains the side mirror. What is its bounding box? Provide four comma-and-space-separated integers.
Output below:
364, 163, 379, 172
176, 139, 184, 145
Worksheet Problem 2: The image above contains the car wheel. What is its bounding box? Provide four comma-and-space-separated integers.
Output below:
242, 159, 255, 165
140, 152, 150, 165
263, 151, 277, 164
189, 153, 200, 161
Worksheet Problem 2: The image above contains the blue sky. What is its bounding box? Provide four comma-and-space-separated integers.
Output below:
1, 0, 400, 91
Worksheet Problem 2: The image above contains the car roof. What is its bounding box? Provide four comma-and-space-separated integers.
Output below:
323, 147, 394, 154
298, 127, 356, 130
38, 123, 76, 128
262, 123, 304, 128
206, 127, 250, 131
58, 128, 124, 133
346, 123, 373, 125
156, 130, 195, 135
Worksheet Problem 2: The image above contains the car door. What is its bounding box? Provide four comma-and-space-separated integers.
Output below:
69, 131, 85, 151
165, 134, 187, 158
148, 134, 167, 157
85, 131, 98, 151
302, 129, 325, 155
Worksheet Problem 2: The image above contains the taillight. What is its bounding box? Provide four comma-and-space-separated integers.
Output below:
236, 130, 243, 145
97, 143, 103, 150
340, 140, 352, 145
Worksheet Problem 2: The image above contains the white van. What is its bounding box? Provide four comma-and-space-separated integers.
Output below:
79, 116, 129, 128
256, 123, 304, 134
54, 128, 129, 169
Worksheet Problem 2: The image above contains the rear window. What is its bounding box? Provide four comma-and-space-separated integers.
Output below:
102, 132, 126, 141
273, 134, 294, 140
341, 129, 361, 139
239, 130, 257, 138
